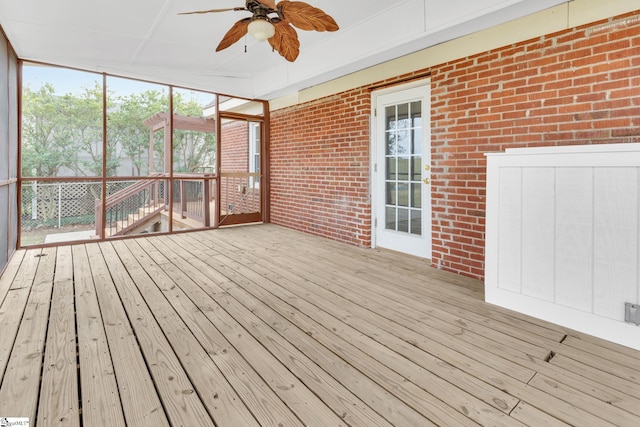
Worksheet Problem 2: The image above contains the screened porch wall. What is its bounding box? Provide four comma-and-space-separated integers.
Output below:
0, 29, 18, 274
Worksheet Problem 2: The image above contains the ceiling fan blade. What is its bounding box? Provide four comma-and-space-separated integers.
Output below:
268, 21, 300, 62
216, 18, 251, 52
278, 1, 339, 32
179, 7, 244, 15
256, 0, 277, 10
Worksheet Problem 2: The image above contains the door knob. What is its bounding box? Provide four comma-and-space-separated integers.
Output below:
423, 178, 430, 185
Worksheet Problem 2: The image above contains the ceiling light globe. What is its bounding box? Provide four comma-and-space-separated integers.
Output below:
248, 19, 275, 42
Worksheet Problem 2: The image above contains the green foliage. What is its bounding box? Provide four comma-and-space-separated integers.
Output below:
21, 83, 77, 177
172, 91, 217, 173
21, 74, 218, 223
22, 77, 217, 179
108, 89, 169, 175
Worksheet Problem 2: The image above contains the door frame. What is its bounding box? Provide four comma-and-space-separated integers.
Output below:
370, 79, 432, 258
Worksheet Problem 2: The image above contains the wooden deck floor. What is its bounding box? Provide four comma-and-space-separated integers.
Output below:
1, 224, 639, 426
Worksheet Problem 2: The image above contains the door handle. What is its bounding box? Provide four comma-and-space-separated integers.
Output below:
423, 178, 430, 185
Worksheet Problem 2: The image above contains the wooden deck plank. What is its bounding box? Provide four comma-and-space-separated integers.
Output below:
238, 229, 640, 422
222, 225, 569, 343
517, 352, 640, 417
200, 232, 528, 419
72, 244, 126, 427
37, 246, 79, 426
549, 353, 640, 399
152, 234, 399, 427
146, 235, 351, 427
1, 224, 640, 427
0, 247, 56, 420
112, 238, 270, 427
173, 233, 494, 427
226, 233, 542, 383
560, 335, 640, 371
84, 242, 170, 427
0, 249, 39, 386
200, 231, 535, 378
98, 241, 215, 427
528, 373, 640, 427
164, 233, 437, 427
0, 249, 25, 306
510, 402, 572, 427
202, 226, 633, 427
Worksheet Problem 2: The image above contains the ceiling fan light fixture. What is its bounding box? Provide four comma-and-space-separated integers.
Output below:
247, 18, 275, 42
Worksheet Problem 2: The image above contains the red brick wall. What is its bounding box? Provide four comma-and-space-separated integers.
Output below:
270, 10, 640, 280
221, 121, 249, 172
270, 92, 372, 246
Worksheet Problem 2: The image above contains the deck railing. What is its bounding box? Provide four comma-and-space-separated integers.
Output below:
95, 173, 166, 237
95, 173, 216, 237
172, 174, 214, 227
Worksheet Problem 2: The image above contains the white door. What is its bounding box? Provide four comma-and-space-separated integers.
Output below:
372, 83, 431, 258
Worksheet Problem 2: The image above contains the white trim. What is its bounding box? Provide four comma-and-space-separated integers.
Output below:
371, 79, 432, 259
249, 122, 260, 188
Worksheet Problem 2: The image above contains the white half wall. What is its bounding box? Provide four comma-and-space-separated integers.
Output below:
485, 143, 640, 350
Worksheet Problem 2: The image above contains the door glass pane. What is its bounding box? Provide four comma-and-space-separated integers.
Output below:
412, 127, 422, 155
411, 210, 422, 235
386, 182, 397, 205
398, 208, 409, 233
398, 157, 410, 181
412, 183, 422, 208
397, 183, 409, 207
398, 103, 409, 123
384, 99, 424, 236
385, 106, 396, 131
385, 206, 396, 230
411, 157, 421, 181
411, 102, 422, 155
386, 158, 397, 180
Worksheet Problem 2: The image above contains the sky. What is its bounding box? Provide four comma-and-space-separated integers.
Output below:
22, 63, 215, 105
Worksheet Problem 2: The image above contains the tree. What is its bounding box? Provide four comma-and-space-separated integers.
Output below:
67, 83, 109, 176
172, 92, 216, 173
21, 83, 77, 177
108, 89, 169, 176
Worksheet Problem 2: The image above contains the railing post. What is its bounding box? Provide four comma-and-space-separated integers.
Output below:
180, 180, 186, 218
95, 199, 102, 237
203, 176, 210, 227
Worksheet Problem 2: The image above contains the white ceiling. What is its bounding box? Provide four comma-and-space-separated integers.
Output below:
0, 0, 570, 100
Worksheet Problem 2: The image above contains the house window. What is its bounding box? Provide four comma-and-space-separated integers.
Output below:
249, 122, 260, 186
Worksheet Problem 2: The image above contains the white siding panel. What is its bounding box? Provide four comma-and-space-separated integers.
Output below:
486, 144, 640, 350
497, 167, 522, 293
555, 167, 594, 312
521, 168, 555, 301
593, 167, 639, 321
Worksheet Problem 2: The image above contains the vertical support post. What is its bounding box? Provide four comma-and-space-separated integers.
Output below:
214, 95, 221, 228
164, 118, 171, 174
95, 199, 101, 237
203, 176, 210, 227
261, 100, 271, 223
180, 180, 186, 218
148, 129, 155, 175
31, 180, 37, 220
57, 182, 62, 228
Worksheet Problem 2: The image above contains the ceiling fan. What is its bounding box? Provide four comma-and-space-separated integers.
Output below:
180, 1, 339, 62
